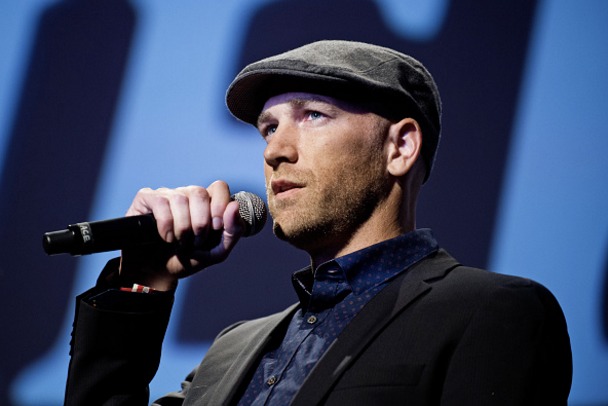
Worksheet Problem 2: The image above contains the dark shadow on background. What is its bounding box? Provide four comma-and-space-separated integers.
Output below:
0, 0, 136, 404
179, 0, 538, 342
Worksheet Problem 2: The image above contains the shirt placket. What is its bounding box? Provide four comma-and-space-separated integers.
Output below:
260, 308, 330, 404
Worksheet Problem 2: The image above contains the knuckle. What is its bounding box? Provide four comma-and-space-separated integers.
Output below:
209, 180, 229, 190
189, 185, 210, 199
135, 187, 153, 198
169, 192, 189, 206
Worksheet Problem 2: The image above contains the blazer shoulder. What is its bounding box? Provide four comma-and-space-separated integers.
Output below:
425, 262, 569, 338
412, 250, 550, 298
446, 264, 558, 300
412, 251, 567, 324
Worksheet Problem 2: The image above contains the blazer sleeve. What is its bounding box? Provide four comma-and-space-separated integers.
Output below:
440, 277, 572, 405
65, 258, 175, 406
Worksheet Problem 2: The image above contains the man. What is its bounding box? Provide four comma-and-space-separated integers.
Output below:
65, 40, 572, 405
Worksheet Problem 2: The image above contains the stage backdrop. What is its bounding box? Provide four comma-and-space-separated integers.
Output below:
0, 1, 606, 405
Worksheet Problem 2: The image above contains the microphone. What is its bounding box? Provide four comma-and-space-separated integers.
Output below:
43, 191, 267, 256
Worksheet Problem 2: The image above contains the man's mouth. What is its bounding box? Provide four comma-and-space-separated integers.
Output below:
271, 180, 304, 197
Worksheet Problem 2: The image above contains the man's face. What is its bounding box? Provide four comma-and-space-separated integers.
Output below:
257, 92, 392, 252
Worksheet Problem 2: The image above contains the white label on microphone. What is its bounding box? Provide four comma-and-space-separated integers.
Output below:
77, 223, 93, 245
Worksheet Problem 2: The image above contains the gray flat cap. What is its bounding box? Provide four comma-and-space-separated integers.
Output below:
226, 40, 441, 181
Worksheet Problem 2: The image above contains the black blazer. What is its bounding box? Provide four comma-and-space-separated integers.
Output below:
66, 250, 572, 405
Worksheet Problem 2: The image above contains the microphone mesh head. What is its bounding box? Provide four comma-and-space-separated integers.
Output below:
233, 191, 268, 236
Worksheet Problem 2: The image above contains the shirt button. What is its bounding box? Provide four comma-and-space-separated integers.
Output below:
307, 315, 318, 324
266, 375, 277, 386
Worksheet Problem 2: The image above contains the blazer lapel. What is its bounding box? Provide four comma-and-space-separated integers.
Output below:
186, 303, 299, 406
290, 249, 460, 406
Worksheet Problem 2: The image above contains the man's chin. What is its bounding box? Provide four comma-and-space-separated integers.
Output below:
272, 222, 298, 243
272, 221, 317, 250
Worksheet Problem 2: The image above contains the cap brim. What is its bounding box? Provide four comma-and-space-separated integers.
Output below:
226, 69, 368, 125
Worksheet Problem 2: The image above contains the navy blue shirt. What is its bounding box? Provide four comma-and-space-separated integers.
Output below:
237, 229, 439, 406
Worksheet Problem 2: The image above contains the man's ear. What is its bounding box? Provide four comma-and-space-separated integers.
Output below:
386, 117, 423, 177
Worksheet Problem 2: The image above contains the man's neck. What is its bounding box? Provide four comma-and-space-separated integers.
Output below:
307, 210, 413, 269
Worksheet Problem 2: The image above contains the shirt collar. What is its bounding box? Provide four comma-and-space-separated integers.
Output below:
291, 229, 438, 310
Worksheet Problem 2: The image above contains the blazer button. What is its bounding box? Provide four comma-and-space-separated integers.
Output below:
307, 315, 318, 324
266, 375, 277, 386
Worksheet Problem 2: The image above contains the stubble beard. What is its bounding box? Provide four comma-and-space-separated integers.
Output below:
268, 150, 390, 253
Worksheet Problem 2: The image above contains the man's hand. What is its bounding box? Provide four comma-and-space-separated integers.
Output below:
119, 181, 244, 291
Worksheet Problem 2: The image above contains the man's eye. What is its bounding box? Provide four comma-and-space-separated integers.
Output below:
307, 111, 324, 120
264, 125, 277, 137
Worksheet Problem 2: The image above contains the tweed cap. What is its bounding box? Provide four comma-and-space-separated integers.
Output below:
226, 40, 442, 181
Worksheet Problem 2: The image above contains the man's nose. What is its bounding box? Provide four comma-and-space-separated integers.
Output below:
263, 123, 298, 167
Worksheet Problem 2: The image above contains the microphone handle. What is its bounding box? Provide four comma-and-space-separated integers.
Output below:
42, 191, 266, 256
42, 214, 221, 256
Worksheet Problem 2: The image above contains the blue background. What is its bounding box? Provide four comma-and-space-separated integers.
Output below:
0, 1, 606, 404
